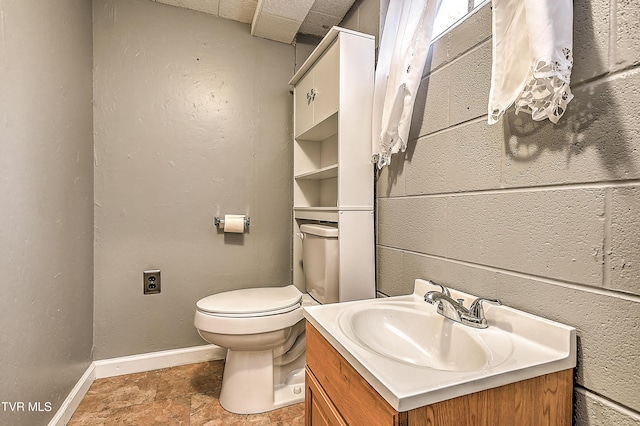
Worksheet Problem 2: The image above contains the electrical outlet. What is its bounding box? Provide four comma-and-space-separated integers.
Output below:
143, 270, 161, 295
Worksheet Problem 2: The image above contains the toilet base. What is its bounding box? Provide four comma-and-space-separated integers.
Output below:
219, 348, 306, 414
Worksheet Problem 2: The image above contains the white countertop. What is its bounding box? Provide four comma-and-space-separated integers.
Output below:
303, 279, 577, 412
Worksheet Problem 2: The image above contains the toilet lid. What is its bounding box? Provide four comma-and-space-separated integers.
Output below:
196, 285, 303, 317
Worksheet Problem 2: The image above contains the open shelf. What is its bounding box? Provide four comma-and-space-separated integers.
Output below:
296, 113, 338, 141
294, 207, 339, 222
295, 164, 338, 180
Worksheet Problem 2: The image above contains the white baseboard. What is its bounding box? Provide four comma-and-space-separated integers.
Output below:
94, 344, 226, 379
48, 363, 96, 426
48, 344, 225, 426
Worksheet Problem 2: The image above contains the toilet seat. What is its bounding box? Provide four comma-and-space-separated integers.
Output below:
194, 285, 304, 335
196, 285, 302, 317
197, 303, 300, 318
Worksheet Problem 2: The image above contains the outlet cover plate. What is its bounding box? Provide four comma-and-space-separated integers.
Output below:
143, 270, 161, 295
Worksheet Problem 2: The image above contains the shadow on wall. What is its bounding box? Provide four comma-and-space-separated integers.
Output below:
504, 83, 637, 179
504, 0, 637, 179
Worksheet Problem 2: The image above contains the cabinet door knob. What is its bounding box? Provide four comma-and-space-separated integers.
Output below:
306, 88, 317, 102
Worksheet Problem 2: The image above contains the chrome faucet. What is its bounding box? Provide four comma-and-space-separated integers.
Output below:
424, 290, 470, 322
467, 298, 502, 328
425, 281, 451, 298
424, 283, 501, 329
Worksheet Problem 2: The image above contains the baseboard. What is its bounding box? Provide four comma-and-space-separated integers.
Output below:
48, 363, 96, 426
48, 344, 225, 426
94, 344, 226, 379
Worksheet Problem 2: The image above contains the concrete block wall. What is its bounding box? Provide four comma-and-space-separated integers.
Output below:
375, 2, 640, 424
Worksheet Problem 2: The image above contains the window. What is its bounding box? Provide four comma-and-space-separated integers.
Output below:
432, 0, 488, 39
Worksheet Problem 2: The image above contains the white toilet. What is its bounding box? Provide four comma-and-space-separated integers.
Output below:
193, 224, 339, 414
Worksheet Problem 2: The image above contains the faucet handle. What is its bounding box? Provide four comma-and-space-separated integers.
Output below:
426, 280, 450, 297
468, 298, 502, 319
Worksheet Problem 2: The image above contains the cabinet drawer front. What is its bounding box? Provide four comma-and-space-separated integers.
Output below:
306, 324, 404, 426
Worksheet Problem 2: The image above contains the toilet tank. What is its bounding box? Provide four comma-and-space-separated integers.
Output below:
300, 224, 339, 304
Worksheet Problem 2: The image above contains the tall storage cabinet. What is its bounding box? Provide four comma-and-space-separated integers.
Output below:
289, 27, 375, 302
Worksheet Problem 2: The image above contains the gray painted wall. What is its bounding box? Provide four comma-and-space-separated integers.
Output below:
93, 0, 295, 359
0, 1, 94, 425
375, 2, 640, 425
340, 0, 382, 46
295, 0, 382, 70
3, 0, 638, 424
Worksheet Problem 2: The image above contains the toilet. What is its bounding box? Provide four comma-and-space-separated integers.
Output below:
193, 223, 339, 414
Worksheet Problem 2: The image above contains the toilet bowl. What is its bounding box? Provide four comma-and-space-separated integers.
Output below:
194, 224, 338, 414
194, 285, 309, 414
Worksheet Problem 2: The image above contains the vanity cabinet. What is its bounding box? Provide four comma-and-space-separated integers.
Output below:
305, 323, 574, 426
289, 27, 375, 302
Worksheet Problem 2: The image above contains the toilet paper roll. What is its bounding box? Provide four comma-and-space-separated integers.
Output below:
223, 214, 245, 233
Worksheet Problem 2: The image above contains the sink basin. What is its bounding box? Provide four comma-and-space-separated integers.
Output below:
304, 279, 577, 412
339, 304, 492, 371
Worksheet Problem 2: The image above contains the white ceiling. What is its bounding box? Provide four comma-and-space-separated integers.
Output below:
153, 0, 356, 44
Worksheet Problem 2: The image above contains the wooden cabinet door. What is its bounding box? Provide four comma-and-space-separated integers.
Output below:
306, 368, 347, 426
306, 324, 406, 426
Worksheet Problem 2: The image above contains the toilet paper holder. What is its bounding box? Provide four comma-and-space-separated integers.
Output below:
214, 216, 251, 228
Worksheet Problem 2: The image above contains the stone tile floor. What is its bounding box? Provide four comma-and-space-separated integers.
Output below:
68, 360, 305, 425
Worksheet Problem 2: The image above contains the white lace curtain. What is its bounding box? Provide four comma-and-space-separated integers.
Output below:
488, 0, 574, 124
371, 0, 441, 169
372, 0, 574, 170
